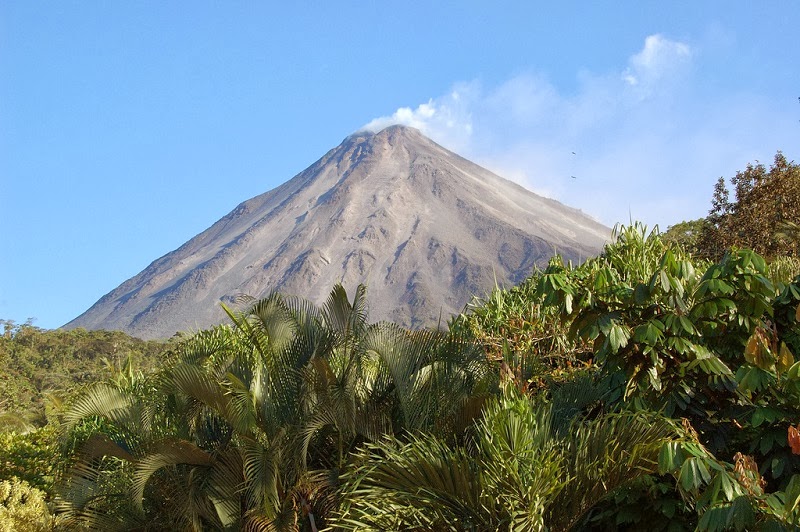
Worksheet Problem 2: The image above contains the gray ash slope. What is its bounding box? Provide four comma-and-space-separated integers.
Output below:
66, 125, 610, 339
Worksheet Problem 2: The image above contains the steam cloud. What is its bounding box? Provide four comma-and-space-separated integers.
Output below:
362, 34, 794, 229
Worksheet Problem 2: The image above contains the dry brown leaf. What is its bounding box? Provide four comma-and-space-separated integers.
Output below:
789, 425, 800, 455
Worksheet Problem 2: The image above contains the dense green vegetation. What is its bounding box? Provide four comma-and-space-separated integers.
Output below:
457, 224, 800, 530
0, 323, 170, 529
13, 227, 793, 531
0, 321, 169, 429
2, 154, 800, 530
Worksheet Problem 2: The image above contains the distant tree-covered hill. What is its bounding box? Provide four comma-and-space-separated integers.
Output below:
0, 321, 169, 429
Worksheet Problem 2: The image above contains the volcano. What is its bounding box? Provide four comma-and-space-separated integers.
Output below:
66, 125, 610, 339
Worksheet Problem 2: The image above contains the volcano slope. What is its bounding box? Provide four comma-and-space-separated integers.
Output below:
66, 125, 610, 339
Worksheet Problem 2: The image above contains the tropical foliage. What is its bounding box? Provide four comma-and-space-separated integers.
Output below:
506, 224, 800, 529
0, 320, 168, 428
50, 225, 800, 530
450, 275, 581, 393
333, 383, 690, 531
0, 426, 61, 494
57, 285, 494, 530
4, 154, 800, 530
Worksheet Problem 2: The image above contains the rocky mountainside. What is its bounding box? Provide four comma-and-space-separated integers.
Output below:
65, 125, 610, 339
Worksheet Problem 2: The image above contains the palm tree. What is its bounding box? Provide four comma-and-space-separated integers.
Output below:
57, 325, 245, 530
333, 384, 685, 531
58, 284, 494, 530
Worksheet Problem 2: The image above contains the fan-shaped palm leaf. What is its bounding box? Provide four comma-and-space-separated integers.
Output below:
334, 388, 684, 531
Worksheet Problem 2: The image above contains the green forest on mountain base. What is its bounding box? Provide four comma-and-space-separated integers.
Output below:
2, 153, 800, 531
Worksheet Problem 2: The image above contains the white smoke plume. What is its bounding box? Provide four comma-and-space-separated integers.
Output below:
362, 34, 795, 229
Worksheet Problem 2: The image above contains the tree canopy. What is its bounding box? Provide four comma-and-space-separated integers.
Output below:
667, 152, 800, 261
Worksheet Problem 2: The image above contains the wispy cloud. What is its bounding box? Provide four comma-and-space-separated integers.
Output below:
362, 34, 795, 229
622, 34, 692, 91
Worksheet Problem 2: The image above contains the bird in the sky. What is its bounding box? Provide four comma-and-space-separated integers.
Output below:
570, 152, 577, 179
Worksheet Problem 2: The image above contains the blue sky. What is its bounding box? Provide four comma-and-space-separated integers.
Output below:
1, 2, 798, 330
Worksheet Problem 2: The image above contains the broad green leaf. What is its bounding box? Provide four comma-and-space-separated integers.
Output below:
760, 431, 778, 455
696, 457, 712, 483
647, 366, 661, 391
658, 441, 684, 473
660, 270, 670, 293
728, 496, 756, 531
678, 260, 695, 280
691, 301, 717, 319
736, 365, 773, 394
679, 459, 698, 492
751, 252, 766, 272
669, 276, 685, 298
783, 474, 800, 515
719, 472, 736, 502
678, 316, 695, 335
751, 408, 764, 428
687, 354, 733, 377
608, 325, 630, 352
697, 505, 729, 532
595, 267, 612, 291
771, 457, 785, 478
666, 336, 689, 354
634, 321, 663, 346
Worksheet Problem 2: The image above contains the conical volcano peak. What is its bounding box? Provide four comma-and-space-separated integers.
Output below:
347, 124, 425, 148
65, 124, 610, 339
332, 125, 437, 180
373, 124, 424, 140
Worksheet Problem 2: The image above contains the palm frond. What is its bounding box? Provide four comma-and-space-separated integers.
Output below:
56, 456, 144, 531
61, 382, 144, 439
240, 433, 286, 520
549, 410, 681, 530
131, 438, 213, 509
206, 447, 246, 530
75, 433, 137, 462
336, 434, 486, 530
322, 284, 368, 339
